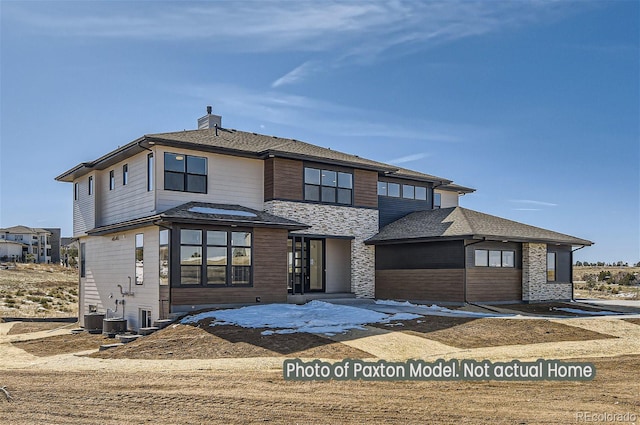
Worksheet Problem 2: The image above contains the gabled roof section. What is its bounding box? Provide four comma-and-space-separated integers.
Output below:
56, 126, 474, 189
87, 202, 309, 236
367, 207, 593, 246
0, 225, 50, 235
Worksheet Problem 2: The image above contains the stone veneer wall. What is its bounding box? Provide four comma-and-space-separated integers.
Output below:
522, 242, 572, 301
264, 201, 378, 297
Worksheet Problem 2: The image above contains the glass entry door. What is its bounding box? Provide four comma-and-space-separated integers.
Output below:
288, 237, 325, 294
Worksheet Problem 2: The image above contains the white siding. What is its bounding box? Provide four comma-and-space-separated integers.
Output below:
79, 226, 160, 330
155, 147, 264, 212
73, 174, 96, 237
325, 238, 351, 293
98, 152, 155, 226
436, 189, 459, 208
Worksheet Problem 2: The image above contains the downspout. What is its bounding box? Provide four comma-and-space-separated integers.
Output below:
570, 245, 587, 301
463, 238, 486, 304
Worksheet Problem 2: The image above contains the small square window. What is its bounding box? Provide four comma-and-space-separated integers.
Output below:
321, 170, 337, 187
489, 250, 502, 267
321, 186, 336, 203
377, 182, 387, 196
337, 172, 352, 189
415, 186, 427, 200
502, 251, 515, 268
304, 168, 321, 185
305, 184, 320, 201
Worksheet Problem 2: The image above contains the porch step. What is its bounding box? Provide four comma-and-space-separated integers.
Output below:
99, 343, 124, 351
153, 319, 174, 329
116, 334, 143, 343
137, 327, 160, 336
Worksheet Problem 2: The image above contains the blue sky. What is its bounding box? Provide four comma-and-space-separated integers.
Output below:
1, 1, 638, 264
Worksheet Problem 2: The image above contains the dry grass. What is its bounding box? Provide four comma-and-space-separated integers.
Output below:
0, 264, 78, 317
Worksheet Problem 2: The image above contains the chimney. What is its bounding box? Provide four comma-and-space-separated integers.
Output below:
197, 105, 222, 130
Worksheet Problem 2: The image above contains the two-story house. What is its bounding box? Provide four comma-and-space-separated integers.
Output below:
56, 108, 592, 330
0, 226, 60, 263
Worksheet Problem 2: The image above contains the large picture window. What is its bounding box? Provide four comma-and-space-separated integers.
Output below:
475, 249, 515, 268
179, 228, 252, 286
304, 167, 352, 205
164, 153, 207, 193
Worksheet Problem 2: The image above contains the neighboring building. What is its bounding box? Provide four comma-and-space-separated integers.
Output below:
44, 228, 62, 264
56, 107, 592, 330
61, 237, 79, 267
0, 240, 24, 262
0, 225, 58, 263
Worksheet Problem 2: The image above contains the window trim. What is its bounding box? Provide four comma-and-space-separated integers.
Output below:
147, 153, 154, 191
303, 166, 353, 205
177, 227, 253, 287
159, 229, 169, 286
135, 233, 144, 285
474, 249, 516, 268
547, 252, 557, 282
164, 152, 208, 194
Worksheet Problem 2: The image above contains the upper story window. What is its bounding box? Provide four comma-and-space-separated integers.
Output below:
304, 167, 352, 205
88, 176, 94, 195
147, 153, 154, 191
434, 192, 441, 208
135, 233, 144, 285
378, 181, 427, 200
164, 153, 207, 194
122, 164, 128, 185
74, 183, 79, 201
109, 170, 115, 190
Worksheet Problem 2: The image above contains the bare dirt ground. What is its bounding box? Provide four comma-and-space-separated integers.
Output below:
0, 264, 77, 317
2, 312, 640, 424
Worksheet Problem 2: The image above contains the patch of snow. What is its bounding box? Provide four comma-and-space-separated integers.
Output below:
181, 300, 422, 335
555, 307, 622, 316
188, 206, 257, 217
375, 299, 500, 317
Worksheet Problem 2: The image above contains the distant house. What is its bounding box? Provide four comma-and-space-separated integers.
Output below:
56, 107, 592, 330
0, 225, 60, 263
61, 237, 79, 267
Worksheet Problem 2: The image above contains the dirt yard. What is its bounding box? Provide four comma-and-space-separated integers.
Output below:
2, 313, 639, 424
0, 264, 78, 317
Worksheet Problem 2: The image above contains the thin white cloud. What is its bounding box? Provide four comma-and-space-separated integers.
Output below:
6, 1, 580, 86
387, 153, 431, 164
172, 83, 478, 142
272, 61, 323, 88
510, 200, 558, 207
514, 208, 542, 211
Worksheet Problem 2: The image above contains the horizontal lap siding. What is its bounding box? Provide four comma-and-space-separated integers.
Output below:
354, 169, 378, 208
271, 158, 303, 201
466, 268, 522, 302
171, 227, 288, 305
376, 269, 464, 302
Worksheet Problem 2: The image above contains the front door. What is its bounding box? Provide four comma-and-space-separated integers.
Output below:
288, 237, 325, 294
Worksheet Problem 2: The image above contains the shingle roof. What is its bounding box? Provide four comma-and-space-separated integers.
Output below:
57, 125, 473, 188
87, 202, 308, 235
367, 207, 593, 246
159, 202, 308, 229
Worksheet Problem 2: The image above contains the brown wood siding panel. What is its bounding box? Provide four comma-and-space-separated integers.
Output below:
376, 269, 464, 302
354, 169, 378, 208
264, 158, 275, 201
466, 268, 522, 302
273, 158, 303, 201
171, 228, 289, 305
